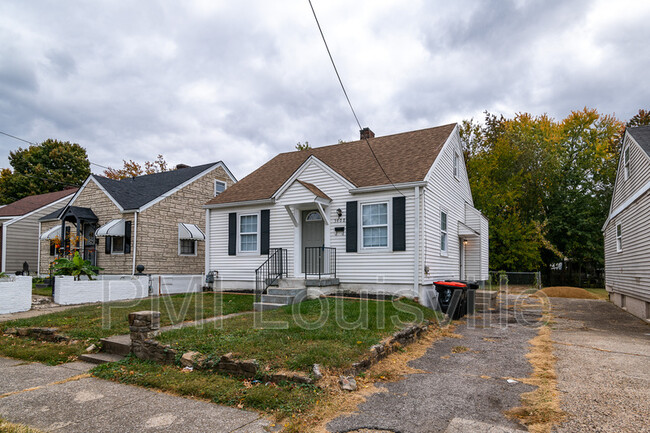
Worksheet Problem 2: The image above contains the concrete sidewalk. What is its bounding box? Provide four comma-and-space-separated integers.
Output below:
0, 357, 269, 433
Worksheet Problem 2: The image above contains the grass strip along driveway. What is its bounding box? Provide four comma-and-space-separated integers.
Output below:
93, 297, 438, 418
0, 293, 254, 364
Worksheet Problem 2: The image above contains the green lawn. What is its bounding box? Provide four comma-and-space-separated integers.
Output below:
584, 288, 608, 300
93, 357, 321, 418
32, 286, 53, 297
156, 297, 438, 372
0, 293, 254, 364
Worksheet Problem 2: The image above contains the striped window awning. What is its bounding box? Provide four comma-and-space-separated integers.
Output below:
40, 226, 62, 240
96, 219, 125, 237
178, 223, 205, 241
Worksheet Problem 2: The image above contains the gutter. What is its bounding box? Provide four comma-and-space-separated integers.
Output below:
203, 198, 275, 210
349, 181, 427, 194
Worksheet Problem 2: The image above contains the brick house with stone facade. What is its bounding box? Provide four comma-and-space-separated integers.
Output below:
39, 162, 236, 277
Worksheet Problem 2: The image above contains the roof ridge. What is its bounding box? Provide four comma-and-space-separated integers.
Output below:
275, 123, 458, 156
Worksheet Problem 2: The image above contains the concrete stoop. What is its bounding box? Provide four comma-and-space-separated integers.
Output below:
254, 287, 307, 312
79, 334, 130, 364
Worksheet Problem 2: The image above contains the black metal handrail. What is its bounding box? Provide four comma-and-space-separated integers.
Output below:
255, 248, 288, 301
304, 246, 336, 280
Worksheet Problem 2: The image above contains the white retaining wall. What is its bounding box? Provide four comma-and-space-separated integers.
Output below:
0, 276, 32, 314
150, 274, 204, 295
54, 276, 149, 305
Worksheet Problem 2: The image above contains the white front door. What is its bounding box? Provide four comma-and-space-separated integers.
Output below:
302, 210, 324, 273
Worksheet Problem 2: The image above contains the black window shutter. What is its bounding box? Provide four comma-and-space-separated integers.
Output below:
393, 196, 406, 251
228, 213, 237, 256
260, 209, 270, 255
49, 241, 56, 256
105, 236, 112, 255
124, 221, 132, 254
346, 201, 358, 253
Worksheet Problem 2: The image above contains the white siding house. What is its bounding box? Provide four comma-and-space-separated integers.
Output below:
603, 125, 650, 322
205, 124, 488, 307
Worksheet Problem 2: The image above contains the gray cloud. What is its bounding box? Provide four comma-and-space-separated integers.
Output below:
0, 0, 648, 181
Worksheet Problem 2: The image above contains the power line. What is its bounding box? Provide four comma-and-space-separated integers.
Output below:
307, 0, 404, 196
0, 129, 109, 172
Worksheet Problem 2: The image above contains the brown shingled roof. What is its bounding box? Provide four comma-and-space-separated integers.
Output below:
296, 180, 331, 201
0, 189, 77, 217
206, 123, 456, 206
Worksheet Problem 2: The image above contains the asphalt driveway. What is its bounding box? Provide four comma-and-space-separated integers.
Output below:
550, 298, 650, 433
327, 294, 542, 433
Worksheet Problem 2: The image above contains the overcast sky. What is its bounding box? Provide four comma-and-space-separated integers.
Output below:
1, 0, 649, 180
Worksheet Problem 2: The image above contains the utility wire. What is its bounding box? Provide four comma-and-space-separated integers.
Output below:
307, 0, 404, 196
0, 129, 109, 172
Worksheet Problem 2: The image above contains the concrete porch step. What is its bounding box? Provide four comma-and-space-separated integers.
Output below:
278, 278, 306, 289
79, 352, 125, 364
266, 287, 307, 298
260, 294, 295, 305
253, 302, 288, 312
100, 334, 131, 356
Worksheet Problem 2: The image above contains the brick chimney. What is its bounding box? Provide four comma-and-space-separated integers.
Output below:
360, 127, 375, 140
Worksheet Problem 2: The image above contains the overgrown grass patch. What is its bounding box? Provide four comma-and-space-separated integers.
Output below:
31, 286, 52, 297
157, 297, 438, 372
92, 357, 321, 418
0, 417, 43, 433
0, 335, 85, 365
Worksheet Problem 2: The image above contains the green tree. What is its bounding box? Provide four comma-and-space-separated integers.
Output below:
103, 154, 169, 180
295, 141, 311, 151
461, 109, 623, 272
626, 109, 650, 127
0, 139, 90, 204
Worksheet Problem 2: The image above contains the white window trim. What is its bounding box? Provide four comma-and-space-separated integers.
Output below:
453, 151, 460, 180
616, 223, 622, 252
238, 212, 260, 254
178, 239, 197, 256
359, 201, 391, 251
440, 209, 448, 257
111, 236, 125, 255
623, 147, 630, 180
214, 180, 227, 196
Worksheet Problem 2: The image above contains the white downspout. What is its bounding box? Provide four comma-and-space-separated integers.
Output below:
1, 222, 6, 273
37, 222, 42, 277
131, 211, 138, 275
413, 186, 420, 299
204, 209, 210, 276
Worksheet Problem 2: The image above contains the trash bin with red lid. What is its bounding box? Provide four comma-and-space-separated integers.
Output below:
434, 281, 469, 319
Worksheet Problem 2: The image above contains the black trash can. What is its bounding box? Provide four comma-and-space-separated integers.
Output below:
434, 281, 469, 319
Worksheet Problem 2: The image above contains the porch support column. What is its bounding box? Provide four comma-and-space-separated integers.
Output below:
316, 202, 329, 225
285, 205, 298, 227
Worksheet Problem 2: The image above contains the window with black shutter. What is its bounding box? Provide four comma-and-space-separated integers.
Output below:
228, 212, 237, 255
260, 209, 270, 255
346, 201, 358, 252
393, 196, 406, 251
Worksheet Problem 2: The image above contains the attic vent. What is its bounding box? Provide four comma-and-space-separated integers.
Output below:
360, 127, 375, 140
175, 164, 190, 170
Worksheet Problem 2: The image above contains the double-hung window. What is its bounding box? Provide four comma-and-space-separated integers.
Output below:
112, 236, 125, 254
362, 203, 388, 248
239, 214, 258, 252
624, 147, 630, 179
214, 180, 226, 196
616, 223, 622, 252
440, 211, 448, 255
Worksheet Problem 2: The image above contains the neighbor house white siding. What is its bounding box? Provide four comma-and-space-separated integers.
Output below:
422, 128, 476, 284
604, 130, 650, 321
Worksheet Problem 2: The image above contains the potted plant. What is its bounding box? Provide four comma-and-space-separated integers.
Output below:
52, 251, 103, 281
